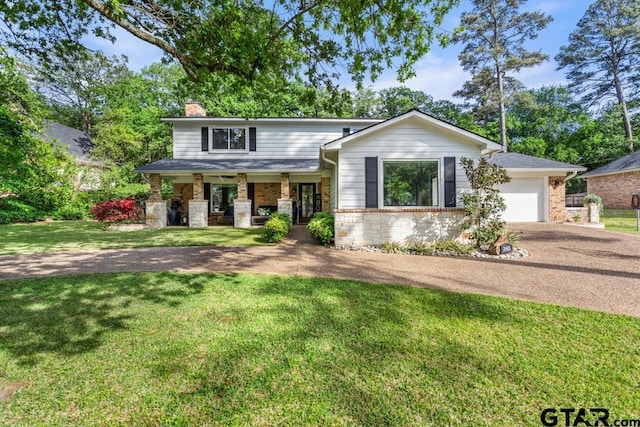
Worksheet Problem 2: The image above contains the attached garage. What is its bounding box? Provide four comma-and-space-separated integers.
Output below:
498, 177, 545, 222
488, 152, 586, 223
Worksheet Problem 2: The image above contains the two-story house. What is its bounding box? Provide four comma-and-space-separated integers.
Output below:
135, 103, 585, 247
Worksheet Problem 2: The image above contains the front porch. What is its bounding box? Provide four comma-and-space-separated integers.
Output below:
145, 172, 331, 228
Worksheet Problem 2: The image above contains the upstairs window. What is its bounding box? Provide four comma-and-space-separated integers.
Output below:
212, 128, 247, 150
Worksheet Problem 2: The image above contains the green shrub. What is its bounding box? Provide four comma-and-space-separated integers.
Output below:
432, 240, 475, 255
406, 240, 434, 255
381, 241, 403, 253
263, 212, 291, 243
0, 199, 45, 224
584, 194, 603, 215
307, 211, 334, 245
51, 204, 89, 220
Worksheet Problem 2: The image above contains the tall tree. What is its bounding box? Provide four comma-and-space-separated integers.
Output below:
1, 0, 458, 89
452, 0, 551, 150
0, 51, 77, 217
555, 0, 640, 151
30, 51, 129, 133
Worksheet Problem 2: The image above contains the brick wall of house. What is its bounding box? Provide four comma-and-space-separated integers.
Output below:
548, 176, 567, 222
254, 183, 280, 211
172, 183, 194, 214
587, 171, 640, 209
321, 177, 330, 212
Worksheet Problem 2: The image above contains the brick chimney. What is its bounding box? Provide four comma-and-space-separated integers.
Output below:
185, 102, 206, 117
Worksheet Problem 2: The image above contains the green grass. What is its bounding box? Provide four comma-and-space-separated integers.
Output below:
602, 209, 640, 234
0, 273, 638, 426
0, 221, 268, 254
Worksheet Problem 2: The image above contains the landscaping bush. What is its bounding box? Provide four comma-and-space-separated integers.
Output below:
262, 212, 291, 243
0, 198, 45, 224
307, 211, 335, 245
89, 197, 142, 223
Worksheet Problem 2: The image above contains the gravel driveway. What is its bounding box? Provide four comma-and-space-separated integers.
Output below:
1, 223, 638, 317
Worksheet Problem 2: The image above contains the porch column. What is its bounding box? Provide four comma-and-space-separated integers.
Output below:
145, 173, 166, 228
234, 173, 251, 228
548, 176, 566, 223
189, 173, 207, 228
321, 177, 331, 212
278, 173, 293, 222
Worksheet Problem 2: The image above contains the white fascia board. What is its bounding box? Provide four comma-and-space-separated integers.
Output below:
506, 168, 586, 176
324, 110, 503, 151
160, 117, 382, 125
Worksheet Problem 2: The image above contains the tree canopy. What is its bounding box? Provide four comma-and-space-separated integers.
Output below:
1, 0, 458, 88
555, 0, 640, 149
452, 0, 552, 150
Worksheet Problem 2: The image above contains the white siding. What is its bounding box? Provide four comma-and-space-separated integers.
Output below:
337, 118, 480, 209
173, 121, 376, 160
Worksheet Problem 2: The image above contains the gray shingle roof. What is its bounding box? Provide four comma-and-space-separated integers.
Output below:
134, 158, 320, 173
41, 121, 93, 163
488, 152, 585, 171
581, 150, 640, 178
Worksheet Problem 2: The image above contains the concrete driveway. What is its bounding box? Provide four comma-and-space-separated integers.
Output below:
1, 223, 638, 317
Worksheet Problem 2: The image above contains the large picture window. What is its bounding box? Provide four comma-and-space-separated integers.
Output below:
383, 161, 439, 207
212, 128, 247, 150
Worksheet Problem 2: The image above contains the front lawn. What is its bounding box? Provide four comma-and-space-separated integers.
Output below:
0, 221, 268, 255
602, 209, 640, 234
0, 273, 638, 426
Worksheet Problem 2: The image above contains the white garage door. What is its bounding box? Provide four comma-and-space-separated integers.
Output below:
498, 177, 545, 222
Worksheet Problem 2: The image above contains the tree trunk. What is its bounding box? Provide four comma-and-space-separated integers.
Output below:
496, 64, 508, 152
610, 38, 634, 151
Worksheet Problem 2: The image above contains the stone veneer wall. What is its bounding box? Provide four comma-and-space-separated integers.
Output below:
587, 171, 640, 209
234, 200, 252, 228
188, 201, 208, 228
548, 176, 567, 222
334, 208, 465, 248
145, 201, 168, 228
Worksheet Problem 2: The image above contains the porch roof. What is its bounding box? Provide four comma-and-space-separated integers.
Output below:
134, 158, 320, 174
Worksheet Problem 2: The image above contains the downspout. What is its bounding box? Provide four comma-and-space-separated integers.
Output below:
566, 171, 578, 180
321, 147, 338, 211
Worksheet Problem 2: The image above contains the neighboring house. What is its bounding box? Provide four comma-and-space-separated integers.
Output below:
135, 103, 584, 246
582, 150, 640, 209
40, 121, 106, 190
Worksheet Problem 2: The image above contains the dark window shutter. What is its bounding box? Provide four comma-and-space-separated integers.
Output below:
444, 157, 456, 207
201, 127, 209, 151
342, 127, 350, 137
204, 183, 211, 216
248, 183, 255, 214
365, 157, 378, 208
249, 127, 256, 151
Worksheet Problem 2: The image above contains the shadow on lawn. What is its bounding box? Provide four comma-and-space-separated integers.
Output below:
168, 275, 517, 424
0, 272, 208, 366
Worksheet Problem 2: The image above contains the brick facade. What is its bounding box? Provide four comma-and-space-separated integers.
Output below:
321, 177, 330, 212
253, 183, 280, 210
587, 171, 640, 209
548, 176, 567, 222
149, 174, 162, 202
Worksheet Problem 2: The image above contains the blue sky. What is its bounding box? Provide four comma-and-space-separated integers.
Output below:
94, 0, 591, 101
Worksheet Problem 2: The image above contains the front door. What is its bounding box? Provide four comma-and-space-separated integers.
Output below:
298, 183, 316, 223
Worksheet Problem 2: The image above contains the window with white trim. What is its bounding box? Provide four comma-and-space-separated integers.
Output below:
383, 160, 439, 207
211, 128, 247, 150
